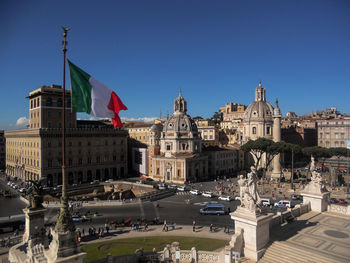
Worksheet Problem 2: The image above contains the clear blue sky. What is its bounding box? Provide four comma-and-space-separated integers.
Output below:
1, 0, 349, 130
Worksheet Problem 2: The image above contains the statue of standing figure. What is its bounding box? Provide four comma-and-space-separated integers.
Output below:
237, 166, 262, 212
304, 155, 327, 193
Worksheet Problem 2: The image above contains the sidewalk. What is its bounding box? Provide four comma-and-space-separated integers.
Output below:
80, 224, 232, 245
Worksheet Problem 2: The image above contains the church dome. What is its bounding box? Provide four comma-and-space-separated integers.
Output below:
244, 82, 274, 121
163, 113, 198, 134
163, 91, 198, 135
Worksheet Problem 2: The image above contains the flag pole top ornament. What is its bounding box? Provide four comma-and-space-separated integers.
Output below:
61, 26, 71, 52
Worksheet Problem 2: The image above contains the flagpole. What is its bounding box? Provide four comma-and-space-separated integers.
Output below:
55, 26, 74, 232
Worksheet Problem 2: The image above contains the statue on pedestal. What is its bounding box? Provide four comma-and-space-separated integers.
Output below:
304, 155, 327, 194
25, 180, 44, 209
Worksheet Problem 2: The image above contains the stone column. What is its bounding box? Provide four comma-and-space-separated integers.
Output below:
271, 103, 281, 180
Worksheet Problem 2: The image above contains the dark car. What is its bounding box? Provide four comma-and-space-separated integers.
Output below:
338, 198, 348, 205
330, 198, 338, 204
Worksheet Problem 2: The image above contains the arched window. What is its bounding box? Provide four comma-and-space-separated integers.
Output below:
252, 127, 257, 135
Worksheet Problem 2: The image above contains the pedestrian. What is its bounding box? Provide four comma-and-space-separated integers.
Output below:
209, 224, 213, 232
82, 228, 85, 236
224, 225, 227, 233
162, 220, 167, 231
226, 226, 230, 234
144, 223, 148, 232
192, 220, 196, 232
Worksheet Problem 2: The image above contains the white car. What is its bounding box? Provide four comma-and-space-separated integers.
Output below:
202, 192, 213, 198
234, 196, 241, 201
218, 195, 232, 201
190, 189, 200, 195
177, 186, 187, 191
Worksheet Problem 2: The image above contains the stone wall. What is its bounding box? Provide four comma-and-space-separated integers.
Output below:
328, 204, 350, 215
269, 203, 310, 228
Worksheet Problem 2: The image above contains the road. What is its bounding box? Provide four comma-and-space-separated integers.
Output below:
45, 193, 240, 230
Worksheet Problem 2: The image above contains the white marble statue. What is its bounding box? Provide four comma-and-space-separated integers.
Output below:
237, 167, 262, 212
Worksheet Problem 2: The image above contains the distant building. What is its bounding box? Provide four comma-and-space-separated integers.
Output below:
5, 84, 128, 186
151, 91, 208, 183
202, 146, 239, 178
125, 122, 153, 146
220, 103, 247, 121
0, 131, 5, 171
317, 117, 350, 148
200, 126, 219, 147
311, 107, 341, 119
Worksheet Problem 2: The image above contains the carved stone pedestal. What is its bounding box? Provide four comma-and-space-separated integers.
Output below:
301, 191, 330, 212
44, 229, 86, 263
22, 207, 47, 245
230, 207, 273, 262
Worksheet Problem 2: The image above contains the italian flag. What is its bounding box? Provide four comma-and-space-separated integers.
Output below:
68, 60, 127, 128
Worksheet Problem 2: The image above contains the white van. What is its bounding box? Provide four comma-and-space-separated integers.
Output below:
274, 200, 291, 208
260, 198, 272, 207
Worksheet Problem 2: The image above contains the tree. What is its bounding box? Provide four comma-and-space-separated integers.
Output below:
241, 138, 283, 179
278, 142, 302, 187
211, 111, 222, 126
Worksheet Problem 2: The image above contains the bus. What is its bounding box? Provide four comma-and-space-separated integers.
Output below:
200, 203, 227, 215
0, 214, 25, 234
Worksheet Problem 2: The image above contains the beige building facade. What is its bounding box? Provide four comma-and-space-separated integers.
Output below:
5, 84, 128, 186
317, 118, 350, 148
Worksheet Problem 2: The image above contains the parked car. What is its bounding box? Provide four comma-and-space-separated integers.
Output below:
330, 198, 338, 204
218, 195, 232, 201
190, 189, 200, 195
200, 203, 227, 215
167, 185, 177, 190
274, 200, 291, 208
90, 180, 99, 185
72, 215, 84, 223
158, 183, 167, 190
261, 198, 272, 207
177, 186, 187, 191
202, 192, 213, 198
338, 198, 348, 205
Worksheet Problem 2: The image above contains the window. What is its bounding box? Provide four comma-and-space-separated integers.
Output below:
31, 100, 33, 109
68, 158, 73, 166
266, 127, 271, 135
166, 145, 171, 151
96, 156, 100, 163
252, 127, 257, 134
57, 98, 62, 107
46, 97, 52, 106
78, 158, 83, 165
87, 157, 91, 164
37, 98, 40, 107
